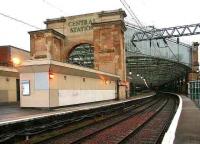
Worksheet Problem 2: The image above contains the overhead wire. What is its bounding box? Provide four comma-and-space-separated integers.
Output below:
42, 0, 67, 15
121, 0, 191, 56
123, 0, 143, 26
126, 22, 185, 62
0, 1, 68, 30
120, 0, 144, 30
0, 12, 41, 29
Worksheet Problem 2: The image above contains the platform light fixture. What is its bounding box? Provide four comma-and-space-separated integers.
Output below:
12, 57, 21, 66
137, 74, 140, 77
49, 73, 54, 79
143, 79, 149, 88
105, 80, 109, 85
129, 71, 132, 75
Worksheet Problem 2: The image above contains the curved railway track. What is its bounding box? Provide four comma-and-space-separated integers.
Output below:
38, 93, 178, 144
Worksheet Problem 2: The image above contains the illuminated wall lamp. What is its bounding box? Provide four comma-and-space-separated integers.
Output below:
105, 80, 109, 85
49, 73, 54, 79
12, 57, 21, 66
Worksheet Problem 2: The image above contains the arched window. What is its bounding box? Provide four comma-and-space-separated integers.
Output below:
68, 44, 94, 68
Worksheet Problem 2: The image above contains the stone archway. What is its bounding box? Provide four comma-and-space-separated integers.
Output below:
67, 43, 94, 68
29, 9, 127, 99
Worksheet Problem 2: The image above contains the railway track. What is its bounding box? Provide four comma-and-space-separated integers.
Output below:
0, 95, 156, 143
119, 96, 177, 144
37, 93, 178, 144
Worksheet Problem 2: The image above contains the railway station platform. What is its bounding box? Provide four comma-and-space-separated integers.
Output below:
0, 91, 155, 125
174, 95, 200, 144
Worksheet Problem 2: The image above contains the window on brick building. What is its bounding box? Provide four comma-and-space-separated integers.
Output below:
68, 43, 94, 68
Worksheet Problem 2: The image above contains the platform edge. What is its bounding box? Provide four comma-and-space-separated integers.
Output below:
161, 93, 182, 144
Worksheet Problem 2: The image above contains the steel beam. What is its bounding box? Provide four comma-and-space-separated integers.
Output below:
132, 23, 200, 42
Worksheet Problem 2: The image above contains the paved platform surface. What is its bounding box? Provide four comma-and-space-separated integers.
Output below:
0, 103, 48, 123
0, 92, 155, 124
174, 95, 200, 144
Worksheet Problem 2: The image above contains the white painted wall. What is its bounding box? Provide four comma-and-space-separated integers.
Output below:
19, 60, 119, 107
49, 73, 117, 107
58, 90, 115, 106
20, 72, 50, 107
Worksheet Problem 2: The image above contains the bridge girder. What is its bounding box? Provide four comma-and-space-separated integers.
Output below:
132, 23, 200, 42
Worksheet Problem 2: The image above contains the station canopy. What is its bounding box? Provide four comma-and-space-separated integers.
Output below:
126, 25, 191, 87
68, 25, 192, 88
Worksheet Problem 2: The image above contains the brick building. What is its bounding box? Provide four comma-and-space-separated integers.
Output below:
0, 45, 30, 103
19, 9, 127, 108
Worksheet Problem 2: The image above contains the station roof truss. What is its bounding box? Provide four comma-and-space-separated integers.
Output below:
126, 55, 190, 87
132, 23, 200, 42
125, 24, 192, 87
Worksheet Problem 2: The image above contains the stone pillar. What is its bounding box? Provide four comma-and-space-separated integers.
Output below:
188, 42, 199, 81
29, 29, 65, 61
92, 9, 127, 99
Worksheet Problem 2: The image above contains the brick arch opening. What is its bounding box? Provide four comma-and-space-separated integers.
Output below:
67, 43, 94, 68
67, 41, 94, 57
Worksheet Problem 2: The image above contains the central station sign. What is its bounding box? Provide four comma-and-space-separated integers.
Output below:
68, 18, 95, 33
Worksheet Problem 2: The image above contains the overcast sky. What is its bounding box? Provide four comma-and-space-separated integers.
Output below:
0, 0, 200, 51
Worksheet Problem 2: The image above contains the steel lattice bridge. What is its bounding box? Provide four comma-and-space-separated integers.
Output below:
68, 23, 195, 88
131, 23, 200, 42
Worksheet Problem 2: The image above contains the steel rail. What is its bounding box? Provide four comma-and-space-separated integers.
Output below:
155, 96, 178, 144
44, 97, 164, 144
39, 97, 162, 144
0, 96, 155, 143
118, 95, 177, 144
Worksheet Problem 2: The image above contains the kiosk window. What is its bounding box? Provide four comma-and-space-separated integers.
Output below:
22, 80, 30, 96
